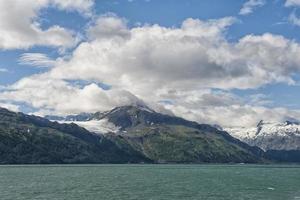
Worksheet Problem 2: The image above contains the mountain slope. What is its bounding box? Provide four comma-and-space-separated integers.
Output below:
225, 120, 300, 151
0, 108, 150, 164
57, 105, 264, 163
225, 120, 300, 163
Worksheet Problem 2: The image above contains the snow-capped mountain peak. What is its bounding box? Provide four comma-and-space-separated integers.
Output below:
225, 120, 300, 151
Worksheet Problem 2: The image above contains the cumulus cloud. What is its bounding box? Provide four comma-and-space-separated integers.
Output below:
154, 89, 300, 127
87, 14, 130, 40
18, 53, 56, 68
0, 0, 94, 50
0, 75, 144, 116
47, 16, 300, 93
239, 0, 266, 15
165, 102, 300, 128
49, 16, 241, 94
2, 15, 300, 127
3, 73, 299, 128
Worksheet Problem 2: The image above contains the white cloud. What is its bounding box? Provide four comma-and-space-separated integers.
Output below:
154, 89, 300, 127
239, 0, 265, 15
48, 16, 300, 93
0, 0, 94, 50
2, 15, 300, 127
2, 77, 300, 128
50, 0, 94, 16
87, 14, 130, 40
18, 53, 56, 68
285, 0, 300, 7
165, 102, 300, 128
0, 75, 144, 116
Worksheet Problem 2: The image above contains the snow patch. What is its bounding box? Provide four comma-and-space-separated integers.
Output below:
59, 119, 120, 134
224, 127, 257, 140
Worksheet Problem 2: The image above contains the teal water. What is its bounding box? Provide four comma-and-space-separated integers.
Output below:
0, 165, 299, 200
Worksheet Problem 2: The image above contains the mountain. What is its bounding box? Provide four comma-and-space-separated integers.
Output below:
225, 120, 300, 162
0, 107, 150, 164
52, 105, 264, 163
225, 120, 300, 151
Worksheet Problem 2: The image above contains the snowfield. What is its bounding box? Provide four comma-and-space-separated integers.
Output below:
59, 119, 120, 134
225, 121, 300, 151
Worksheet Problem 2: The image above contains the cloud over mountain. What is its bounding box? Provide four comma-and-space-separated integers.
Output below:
2, 13, 300, 127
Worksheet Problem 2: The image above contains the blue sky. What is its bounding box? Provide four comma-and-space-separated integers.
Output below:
1, 0, 300, 127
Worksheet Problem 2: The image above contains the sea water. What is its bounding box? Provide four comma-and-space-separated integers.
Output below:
0, 164, 299, 200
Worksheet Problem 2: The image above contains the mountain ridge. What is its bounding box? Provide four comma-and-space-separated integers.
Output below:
48, 105, 264, 163
2, 105, 299, 163
0, 107, 150, 164
225, 120, 300, 151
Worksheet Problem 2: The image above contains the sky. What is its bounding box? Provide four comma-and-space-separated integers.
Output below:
1, 0, 300, 128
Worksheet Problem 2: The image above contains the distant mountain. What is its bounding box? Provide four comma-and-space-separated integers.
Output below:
51, 105, 264, 164
225, 120, 300, 163
0, 107, 150, 164
225, 120, 300, 151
